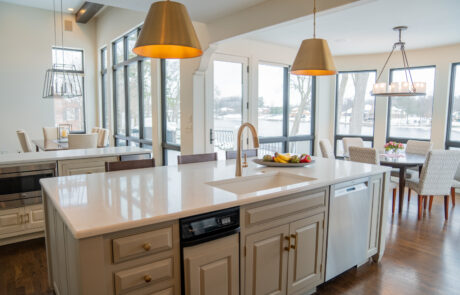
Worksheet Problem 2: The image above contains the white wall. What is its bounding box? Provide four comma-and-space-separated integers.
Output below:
0, 2, 97, 153
333, 43, 460, 150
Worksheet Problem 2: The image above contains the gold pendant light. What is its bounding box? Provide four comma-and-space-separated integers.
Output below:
133, 0, 202, 59
291, 0, 336, 76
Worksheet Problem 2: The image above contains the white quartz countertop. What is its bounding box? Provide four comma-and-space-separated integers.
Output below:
0, 146, 151, 166
40, 157, 391, 239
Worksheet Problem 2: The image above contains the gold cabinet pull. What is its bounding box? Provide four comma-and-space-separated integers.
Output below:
24, 214, 30, 224
291, 233, 297, 250
284, 246, 290, 251
18, 215, 23, 224
144, 274, 152, 283
143, 243, 152, 251
283, 235, 290, 251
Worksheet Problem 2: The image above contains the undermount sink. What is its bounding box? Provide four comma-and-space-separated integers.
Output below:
207, 172, 317, 195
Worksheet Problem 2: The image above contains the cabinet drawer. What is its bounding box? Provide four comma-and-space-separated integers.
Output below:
246, 190, 326, 225
113, 227, 173, 263
126, 287, 173, 295
114, 258, 173, 295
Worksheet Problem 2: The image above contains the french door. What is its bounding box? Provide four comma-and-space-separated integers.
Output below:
206, 55, 249, 156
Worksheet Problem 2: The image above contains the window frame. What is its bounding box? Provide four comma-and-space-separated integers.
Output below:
258, 64, 316, 154
386, 65, 436, 143
51, 47, 86, 133
100, 47, 108, 128
446, 62, 460, 149
334, 69, 377, 157
160, 59, 181, 165
112, 27, 152, 147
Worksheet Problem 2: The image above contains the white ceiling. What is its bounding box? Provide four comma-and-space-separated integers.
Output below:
244, 0, 460, 55
85, 0, 270, 22
1, 0, 270, 22
0, 0, 84, 12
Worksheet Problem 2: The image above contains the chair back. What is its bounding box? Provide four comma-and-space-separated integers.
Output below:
405, 140, 432, 155
16, 130, 34, 153
225, 149, 258, 160
342, 137, 364, 155
91, 127, 101, 134
348, 146, 379, 165
177, 152, 217, 165
97, 128, 109, 148
43, 127, 59, 141
319, 139, 335, 159
418, 150, 460, 196
105, 159, 155, 172
68, 134, 98, 149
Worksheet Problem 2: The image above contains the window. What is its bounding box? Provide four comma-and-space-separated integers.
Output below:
446, 62, 460, 149
52, 48, 85, 132
112, 27, 152, 147
387, 66, 436, 142
161, 59, 181, 165
335, 70, 376, 157
101, 47, 109, 128
258, 64, 315, 155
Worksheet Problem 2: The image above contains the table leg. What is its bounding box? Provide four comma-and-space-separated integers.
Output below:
36, 145, 39, 152
399, 167, 406, 213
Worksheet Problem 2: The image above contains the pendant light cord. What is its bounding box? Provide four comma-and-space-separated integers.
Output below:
313, 0, 316, 38
61, 0, 64, 66
53, 0, 57, 66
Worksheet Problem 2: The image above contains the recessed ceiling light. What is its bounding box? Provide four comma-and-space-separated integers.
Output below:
67, 8, 74, 12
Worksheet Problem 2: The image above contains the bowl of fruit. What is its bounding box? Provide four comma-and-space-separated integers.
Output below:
253, 153, 314, 167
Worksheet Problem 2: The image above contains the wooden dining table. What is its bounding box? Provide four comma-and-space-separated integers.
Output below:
32, 139, 68, 152
379, 152, 426, 213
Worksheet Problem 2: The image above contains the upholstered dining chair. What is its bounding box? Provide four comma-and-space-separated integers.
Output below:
68, 134, 98, 149
16, 130, 34, 153
319, 139, 335, 159
43, 127, 59, 141
348, 146, 399, 213
177, 152, 218, 165
398, 140, 433, 202
342, 137, 364, 156
225, 149, 258, 160
91, 127, 101, 133
97, 128, 109, 148
105, 159, 155, 172
406, 150, 460, 220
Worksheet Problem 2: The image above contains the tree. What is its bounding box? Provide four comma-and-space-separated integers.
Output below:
290, 75, 312, 136
349, 72, 369, 134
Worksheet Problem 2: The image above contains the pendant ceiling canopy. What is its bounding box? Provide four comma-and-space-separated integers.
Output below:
371, 26, 426, 97
291, 0, 336, 76
133, 0, 202, 59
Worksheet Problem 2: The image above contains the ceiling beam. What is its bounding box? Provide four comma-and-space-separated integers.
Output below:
207, 0, 366, 44
76, 1, 104, 24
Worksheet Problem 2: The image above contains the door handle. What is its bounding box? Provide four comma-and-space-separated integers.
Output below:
291, 234, 297, 250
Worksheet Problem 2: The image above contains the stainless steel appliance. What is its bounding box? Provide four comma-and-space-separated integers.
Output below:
179, 207, 240, 295
326, 178, 370, 281
0, 163, 56, 209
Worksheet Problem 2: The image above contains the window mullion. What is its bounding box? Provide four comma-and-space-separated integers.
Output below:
138, 60, 144, 141
283, 66, 289, 153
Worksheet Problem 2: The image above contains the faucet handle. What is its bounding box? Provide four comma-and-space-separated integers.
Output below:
242, 153, 248, 168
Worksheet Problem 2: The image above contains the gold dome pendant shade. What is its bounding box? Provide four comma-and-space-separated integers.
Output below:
291, 0, 336, 76
133, 0, 202, 59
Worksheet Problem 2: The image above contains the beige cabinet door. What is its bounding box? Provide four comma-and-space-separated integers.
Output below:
367, 176, 382, 257
245, 224, 290, 295
0, 207, 25, 236
24, 204, 44, 230
58, 156, 118, 176
287, 213, 324, 294
184, 234, 239, 295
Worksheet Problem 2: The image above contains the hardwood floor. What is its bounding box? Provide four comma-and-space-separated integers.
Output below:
317, 191, 460, 295
0, 190, 458, 295
0, 238, 52, 295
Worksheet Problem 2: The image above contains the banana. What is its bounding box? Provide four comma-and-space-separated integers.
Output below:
275, 156, 288, 163
277, 153, 291, 161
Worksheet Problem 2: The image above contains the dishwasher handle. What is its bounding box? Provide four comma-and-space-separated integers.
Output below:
334, 183, 367, 197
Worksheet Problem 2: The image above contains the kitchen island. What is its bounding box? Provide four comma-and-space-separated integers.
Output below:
40, 157, 391, 295
0, 146, 151, 246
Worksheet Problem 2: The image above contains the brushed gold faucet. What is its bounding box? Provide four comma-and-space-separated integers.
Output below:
236, 122, 259, 177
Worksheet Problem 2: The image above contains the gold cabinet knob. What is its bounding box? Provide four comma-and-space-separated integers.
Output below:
284, 246, 290, 251
291, 244, 296, 250
144, 275, 152, 283
284, 236, 290, 241
143, 243, 151, 251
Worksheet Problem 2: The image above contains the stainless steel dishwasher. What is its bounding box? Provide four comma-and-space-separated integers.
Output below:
326, 178, 370, 281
